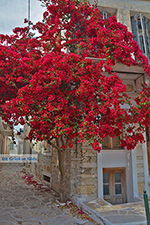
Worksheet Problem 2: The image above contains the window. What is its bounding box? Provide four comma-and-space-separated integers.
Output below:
102, 136, 122, 149
43, 175, 50, 183
131, 14, 150, 61
98, 6, 116, 18
101, 11, 110, 19
103, 168, 126, 204
115, 172, 122, 194
10, 142, 14, 151
103, 172, 110, 195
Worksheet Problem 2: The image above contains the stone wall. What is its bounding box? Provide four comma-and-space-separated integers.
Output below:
29, 139, 148, 202
30, 142, 98, 202
50, 148, 72, 200
90, 0, 150, 14
0, 133, 4, 154
31, 145, 72, 200
70, 143, 97, 202
136, 144, 145, 196
0, 117, 12, 154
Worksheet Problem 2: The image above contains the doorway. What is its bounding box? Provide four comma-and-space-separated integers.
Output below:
103, 168, 127, 204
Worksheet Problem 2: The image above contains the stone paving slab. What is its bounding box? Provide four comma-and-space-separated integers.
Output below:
2, 163, 147, 225
0, 164, 97, 225
83, 199, 147, 225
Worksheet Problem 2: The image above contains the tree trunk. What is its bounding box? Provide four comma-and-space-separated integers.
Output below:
56, 137, 70, 202
57, 149, 66, 201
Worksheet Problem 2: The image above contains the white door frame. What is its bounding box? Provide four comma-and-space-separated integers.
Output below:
97, 149, 139, 201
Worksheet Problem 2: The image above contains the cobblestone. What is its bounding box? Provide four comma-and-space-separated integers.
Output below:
0, 164, 96, 225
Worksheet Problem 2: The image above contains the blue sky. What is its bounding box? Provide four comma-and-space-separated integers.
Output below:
0, 0, 44, 34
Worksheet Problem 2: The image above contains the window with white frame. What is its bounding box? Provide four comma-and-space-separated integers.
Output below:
131, 14, 150, 61
101, 11, 110, 19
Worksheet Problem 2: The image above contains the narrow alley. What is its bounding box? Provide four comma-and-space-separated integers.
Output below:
0, 164, 96, 225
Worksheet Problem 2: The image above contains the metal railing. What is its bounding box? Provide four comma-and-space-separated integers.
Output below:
144, 190, 150, 225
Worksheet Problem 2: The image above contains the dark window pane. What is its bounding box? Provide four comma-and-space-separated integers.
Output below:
115, 184, 122, 194
139, 35, 146, 53
103, 173, 109, 183
137, 18, 142, 30
115, 172, 121, 182
131, 16, 138, 43
103, 184, 109, 195
101, 11, 109, 19
131, 14, 150, 61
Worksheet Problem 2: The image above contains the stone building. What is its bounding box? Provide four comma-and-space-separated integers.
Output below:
0, 118, 25, 155
25, 0, 150, 206
0, 117, 12, 154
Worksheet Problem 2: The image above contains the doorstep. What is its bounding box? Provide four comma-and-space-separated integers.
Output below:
80, 199, 147, 225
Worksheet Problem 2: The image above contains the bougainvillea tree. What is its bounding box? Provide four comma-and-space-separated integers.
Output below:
0, 0, 150, 156
0, 27, 42, 105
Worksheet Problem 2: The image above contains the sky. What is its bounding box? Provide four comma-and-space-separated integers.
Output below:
0, 0, 45, 132
0, 0, 45, 34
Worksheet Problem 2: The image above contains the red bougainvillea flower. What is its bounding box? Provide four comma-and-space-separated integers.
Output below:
0, 0, 149, 151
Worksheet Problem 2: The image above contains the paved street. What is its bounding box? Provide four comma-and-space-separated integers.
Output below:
0, 164, 96, 225
85, 199, 147, 225
0, 163, 148, 225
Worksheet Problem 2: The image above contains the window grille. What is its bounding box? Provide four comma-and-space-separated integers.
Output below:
131, 14, 150, 61
101, 11, 110, 19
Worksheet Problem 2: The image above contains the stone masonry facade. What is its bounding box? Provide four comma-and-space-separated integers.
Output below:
30, 142, 97, 201
25, 0, 150, 203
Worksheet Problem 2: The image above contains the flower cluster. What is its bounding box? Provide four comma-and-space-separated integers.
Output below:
0, 0, 149, 151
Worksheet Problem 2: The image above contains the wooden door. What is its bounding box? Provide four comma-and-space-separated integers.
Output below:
103, 168, 127, 204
